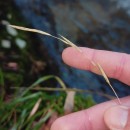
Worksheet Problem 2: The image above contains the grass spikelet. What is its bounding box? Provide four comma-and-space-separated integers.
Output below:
9, 24, 120, 103
59, 35, 82, 52
9, 25, 51, 36
9, 25, 81, 52
97, 63, 121, 104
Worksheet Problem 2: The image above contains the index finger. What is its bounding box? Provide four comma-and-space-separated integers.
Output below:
62, 47, 130, 85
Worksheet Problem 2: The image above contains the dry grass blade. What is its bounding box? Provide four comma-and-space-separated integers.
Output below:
9, 25, 81, 52
28, 98, 42, 119
30, 87, 114, 99
54, 76, 67, 90
64, 91, 75, 114
97, 63, 121, 104
11, 86, 115, 99
59, 35, 82, 52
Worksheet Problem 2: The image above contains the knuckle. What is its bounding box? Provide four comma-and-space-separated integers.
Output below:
89, 49, 97, 71
113, 53, 127, 80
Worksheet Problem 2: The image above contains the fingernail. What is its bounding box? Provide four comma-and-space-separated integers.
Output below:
105, 105, 129, 130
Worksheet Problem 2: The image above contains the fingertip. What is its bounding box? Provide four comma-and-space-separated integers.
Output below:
62, 47, 73, 62
62, 47, 90, 69
62, 47, 81, 68
104, 105, 129, 130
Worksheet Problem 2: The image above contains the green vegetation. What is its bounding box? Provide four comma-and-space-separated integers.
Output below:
0, 75, 95, 130
0, 2, 96, 129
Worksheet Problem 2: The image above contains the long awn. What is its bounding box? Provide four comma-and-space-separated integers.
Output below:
9, 25, 121, 104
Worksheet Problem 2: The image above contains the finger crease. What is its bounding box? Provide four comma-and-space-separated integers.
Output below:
114, 54, 127, 80
89, 49, 97, 71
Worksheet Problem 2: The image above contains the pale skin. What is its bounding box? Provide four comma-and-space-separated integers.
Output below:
51, 47, 130, 130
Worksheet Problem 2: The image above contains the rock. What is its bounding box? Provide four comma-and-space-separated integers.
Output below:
1, 20, 10, 25
116, 0, 130, 15
6, 25, 18, 36
1, 39, 11, 48
15, 38, 26, 49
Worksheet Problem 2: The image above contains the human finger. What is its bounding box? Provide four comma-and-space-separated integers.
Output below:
62, 47, 130, 85
51, 96, 130, 130
104, 105, 130, 130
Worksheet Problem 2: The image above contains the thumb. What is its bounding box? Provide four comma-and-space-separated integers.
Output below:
104, 105, 130, 130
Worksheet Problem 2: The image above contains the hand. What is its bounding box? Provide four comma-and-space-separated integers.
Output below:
51, 47, 130, 130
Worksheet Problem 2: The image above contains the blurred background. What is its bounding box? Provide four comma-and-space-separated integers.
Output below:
0, 0, 130, 103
